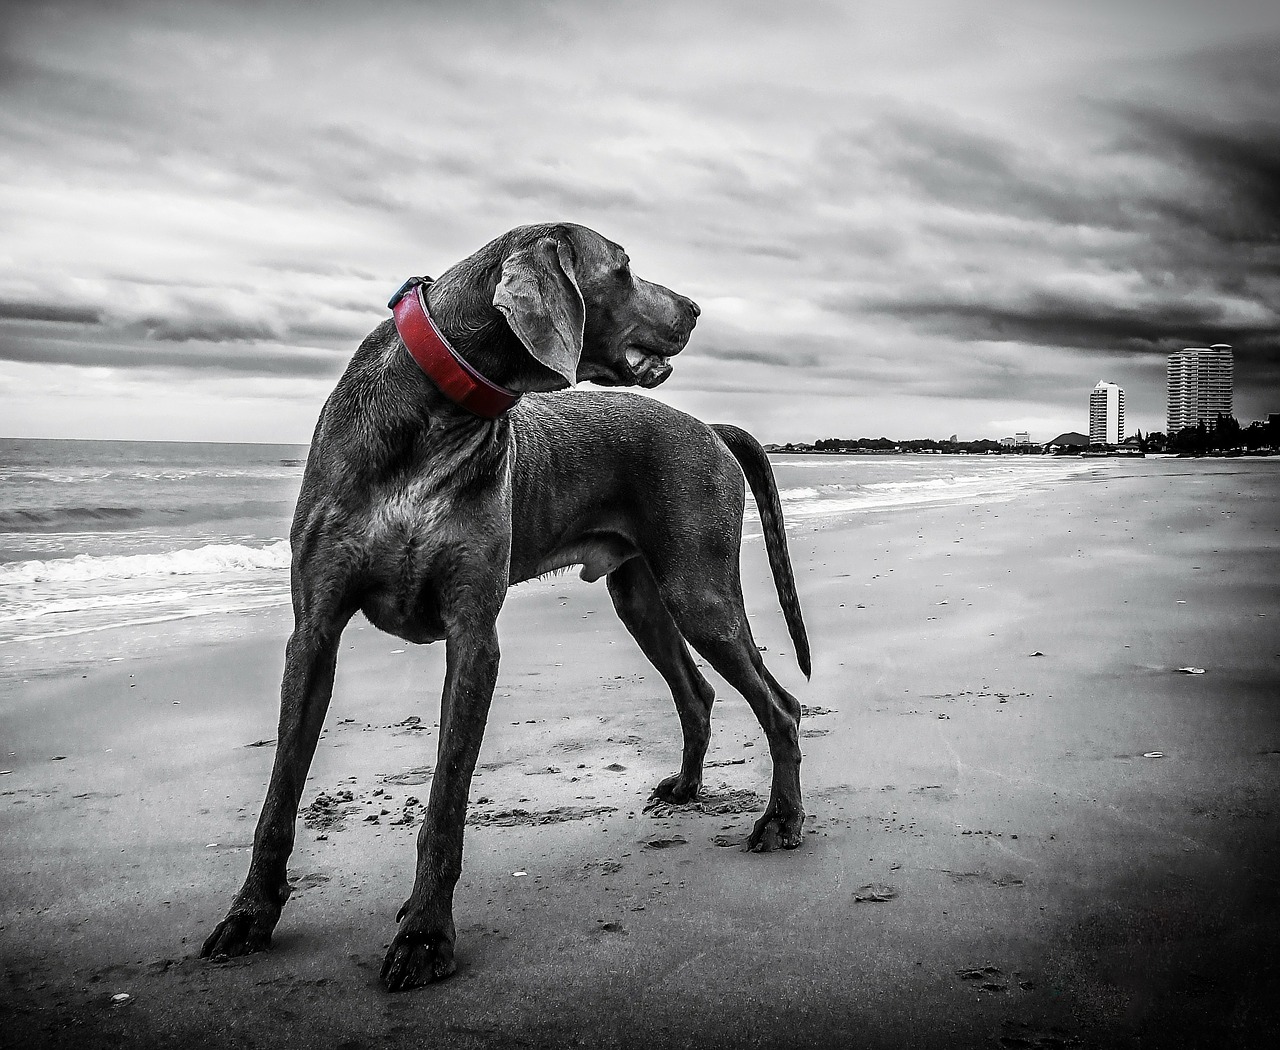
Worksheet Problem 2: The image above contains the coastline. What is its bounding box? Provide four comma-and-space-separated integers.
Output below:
2, 459, 1278, 1048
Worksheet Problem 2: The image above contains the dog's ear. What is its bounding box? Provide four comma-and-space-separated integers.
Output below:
493, 235, 585, 387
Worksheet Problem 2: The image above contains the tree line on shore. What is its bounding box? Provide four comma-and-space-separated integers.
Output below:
771, 436, 1027, 454
1146, 414, 1280, 455
770, 414, 1280, 456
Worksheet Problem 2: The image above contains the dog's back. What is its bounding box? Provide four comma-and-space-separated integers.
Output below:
508, 390, 741, 576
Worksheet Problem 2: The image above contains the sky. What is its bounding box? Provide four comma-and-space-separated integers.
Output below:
1, 0, 1277, 444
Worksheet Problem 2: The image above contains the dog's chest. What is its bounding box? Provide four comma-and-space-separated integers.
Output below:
353, 460, 513, 642
366, 481, 454, 548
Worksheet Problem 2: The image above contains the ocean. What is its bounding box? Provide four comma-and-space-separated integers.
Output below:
0, 438, 1092, 681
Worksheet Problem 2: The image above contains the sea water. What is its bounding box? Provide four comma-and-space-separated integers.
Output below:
0, 438, 1090, 680
0, 438, 304, 679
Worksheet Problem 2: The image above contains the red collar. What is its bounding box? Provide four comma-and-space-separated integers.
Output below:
389, 277, 521, 419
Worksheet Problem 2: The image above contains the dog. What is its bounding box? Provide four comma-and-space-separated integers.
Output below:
201, 223, 810, 991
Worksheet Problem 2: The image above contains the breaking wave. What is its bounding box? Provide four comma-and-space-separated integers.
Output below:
0, 540, 292, 585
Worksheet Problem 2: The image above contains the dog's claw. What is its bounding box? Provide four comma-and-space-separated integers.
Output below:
380, 931, 456, 992
199, 911, 275, 960
650, 773, 701, 805
747, 809, 804, 853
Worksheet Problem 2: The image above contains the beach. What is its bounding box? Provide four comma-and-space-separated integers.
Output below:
2, 455, 1278, 1048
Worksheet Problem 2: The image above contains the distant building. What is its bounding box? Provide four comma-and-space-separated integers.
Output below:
1166, 345, 1233, 433
1047, 431, 1090, 452
1014, 431, 1031, 446
999, 436, 1016, 447
1089, 381, 1125, 445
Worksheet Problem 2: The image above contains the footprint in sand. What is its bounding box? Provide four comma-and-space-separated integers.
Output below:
641, 835, 688, 850
853, 883, 898, 903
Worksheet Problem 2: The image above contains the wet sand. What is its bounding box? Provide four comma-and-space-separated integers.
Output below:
2, 459, 1278, 1048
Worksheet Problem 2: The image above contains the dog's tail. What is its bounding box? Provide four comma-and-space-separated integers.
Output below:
712, 423, 812, 679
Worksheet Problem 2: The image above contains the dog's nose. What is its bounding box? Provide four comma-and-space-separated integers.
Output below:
685, 297, 701, 319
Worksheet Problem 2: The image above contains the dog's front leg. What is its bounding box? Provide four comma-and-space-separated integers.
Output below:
201, 617, 347, 958
381, 623, 500, 991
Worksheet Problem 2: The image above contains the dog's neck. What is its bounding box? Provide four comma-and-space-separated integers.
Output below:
422, 286, 512, 386
390, 280, 523, 420
424, 261, 569, 396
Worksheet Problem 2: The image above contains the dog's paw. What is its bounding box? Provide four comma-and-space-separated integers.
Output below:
380, 926, 456, 992
650, 773, 701, 805
199, 910, 276, 960
747, 808, 805, 852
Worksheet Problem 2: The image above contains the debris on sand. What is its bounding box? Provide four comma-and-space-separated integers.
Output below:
1175, 666, 1206, 675
645, 786, 764, 819
301, 789, 356, 832
1143, 751, 1165, 758
243, 738, 276, 748
290, 872, 330, 893
800, 705, 835, 717
467, 805, 616, 828
853, 883, 898, 903
390, 796, 423, 826
380, 765, 434, 786
392, 715, 425, 730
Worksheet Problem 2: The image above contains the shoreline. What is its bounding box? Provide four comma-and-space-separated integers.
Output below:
2, 460, 1278, 1048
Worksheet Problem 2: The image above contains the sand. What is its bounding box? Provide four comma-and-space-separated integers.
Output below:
2, 458, 1278, 1049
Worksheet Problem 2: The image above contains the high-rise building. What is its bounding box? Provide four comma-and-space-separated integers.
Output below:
1089, 381, 1124, 445
1166, 345, 1233, 433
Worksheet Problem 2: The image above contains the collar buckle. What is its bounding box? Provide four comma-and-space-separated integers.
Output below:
387, 275, 433, 310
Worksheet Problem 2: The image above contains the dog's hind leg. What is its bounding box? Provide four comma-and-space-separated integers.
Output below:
607, 557, 716, 804
201, 553, 354, 959
659, 568, 805, 852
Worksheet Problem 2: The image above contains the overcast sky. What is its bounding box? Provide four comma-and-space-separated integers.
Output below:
1, 0, 1277, 443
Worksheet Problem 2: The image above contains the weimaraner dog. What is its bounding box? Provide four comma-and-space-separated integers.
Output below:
201, 223, 811, 990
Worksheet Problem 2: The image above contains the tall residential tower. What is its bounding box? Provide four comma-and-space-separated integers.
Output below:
1167, 345, 1233, 433
1089, 381, 1124, 445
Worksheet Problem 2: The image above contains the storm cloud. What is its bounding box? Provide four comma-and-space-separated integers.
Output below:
1, 0, 1278, 441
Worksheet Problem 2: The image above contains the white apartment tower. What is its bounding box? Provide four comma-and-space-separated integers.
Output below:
1089, 381, 1124, 445
1166, 345, 1233, 433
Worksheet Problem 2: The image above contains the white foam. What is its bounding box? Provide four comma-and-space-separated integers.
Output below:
772, 460, 1093, 520
0, 539, 291, 585
777, 486, 822, 501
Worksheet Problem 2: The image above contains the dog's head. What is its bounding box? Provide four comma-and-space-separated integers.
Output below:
488, 224, 699, 392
